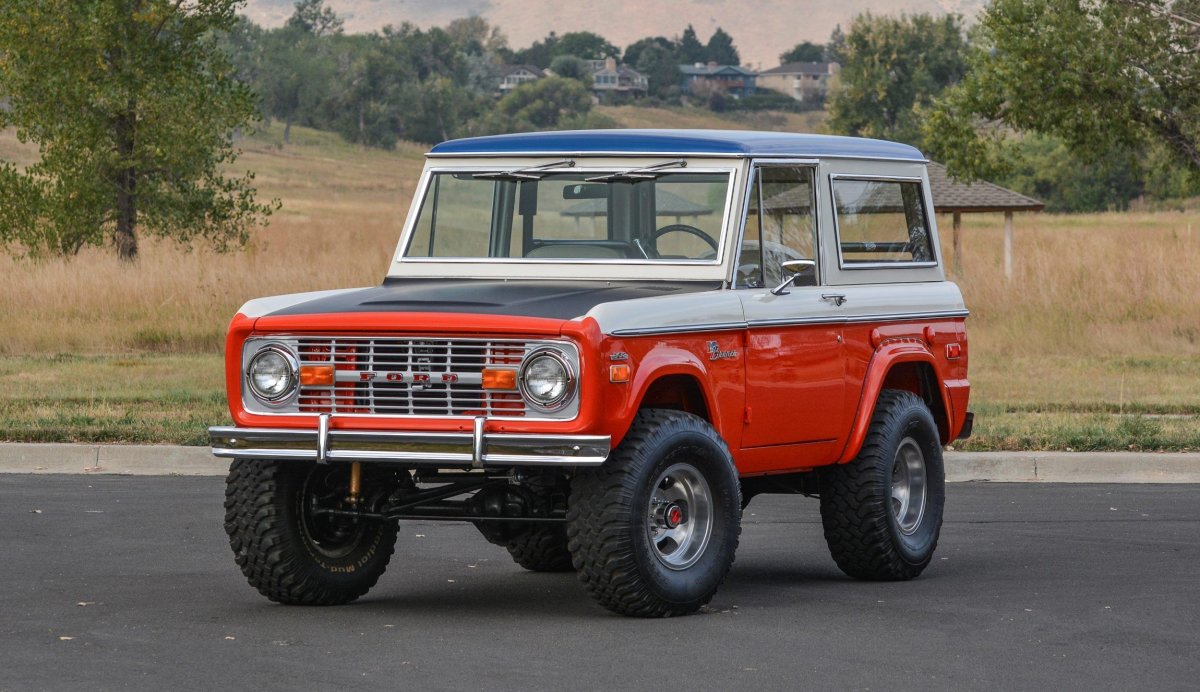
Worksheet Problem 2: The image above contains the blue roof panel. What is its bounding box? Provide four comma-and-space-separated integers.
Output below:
429, 129, 925, 161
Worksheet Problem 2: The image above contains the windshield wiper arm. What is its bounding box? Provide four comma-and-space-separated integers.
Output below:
585, 160, 688, 182
473, 159, 576, 180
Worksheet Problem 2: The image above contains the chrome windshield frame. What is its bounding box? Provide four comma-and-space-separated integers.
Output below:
388, 158, 744, 282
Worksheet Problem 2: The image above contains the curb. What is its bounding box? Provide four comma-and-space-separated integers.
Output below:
0, 443, 227, 476
943, 451, 1200, 484
1, 443, 1199, 483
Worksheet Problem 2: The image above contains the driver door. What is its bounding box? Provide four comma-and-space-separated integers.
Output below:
737, 164, 847, 468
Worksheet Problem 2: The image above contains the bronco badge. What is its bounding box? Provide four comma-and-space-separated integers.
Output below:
707, 341, 739, 361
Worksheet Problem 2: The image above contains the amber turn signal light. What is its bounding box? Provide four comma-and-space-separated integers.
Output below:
482, 368, 517, 390
609, 364, 631, 383
299, 365, 335, 386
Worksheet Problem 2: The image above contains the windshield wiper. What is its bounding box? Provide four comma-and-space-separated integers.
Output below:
585, 160, 688, 183
473, 159, 576, 180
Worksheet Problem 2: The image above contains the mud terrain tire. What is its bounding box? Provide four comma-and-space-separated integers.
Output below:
819, 389, 945, 580
224, 460, 398, 605
567, 409, 741, 617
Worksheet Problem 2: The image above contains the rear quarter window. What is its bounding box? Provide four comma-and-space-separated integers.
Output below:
832, 178, 934, 267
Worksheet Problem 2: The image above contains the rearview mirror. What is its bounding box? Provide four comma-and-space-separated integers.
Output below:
562, 183, 608, 200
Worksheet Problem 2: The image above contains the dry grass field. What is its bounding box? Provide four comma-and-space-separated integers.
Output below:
1, 109, 1198, 450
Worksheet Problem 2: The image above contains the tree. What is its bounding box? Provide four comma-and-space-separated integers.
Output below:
780, 41, 824, 63
998, 136, 1146, 212
321, 33, 405, 148
513, 32, 559, 68
0, 0, 276, 261
259, 24, 335, 143
924, 0, 1200, 180
624, 36, 676, 69
826, 13, 967, 148
485, 77, 593, 132
403, 77, 482, 143
285, 0, 342, 36
636, 43, 683, 98
679, 25, 706, 64
444, 16, 508, 56
825, 24, 847, 63
705, 27, 740, 66
552, 31, 619, 61
549, 55, 593, 86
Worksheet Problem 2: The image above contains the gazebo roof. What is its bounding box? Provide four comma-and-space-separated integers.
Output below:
560, 190, 714, 218
927, 162, 1044, 214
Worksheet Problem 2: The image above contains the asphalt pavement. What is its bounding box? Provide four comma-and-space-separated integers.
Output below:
2, 476, 1198, 691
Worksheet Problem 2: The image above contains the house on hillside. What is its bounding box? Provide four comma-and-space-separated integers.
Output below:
498, 59, 646, 102
586, 57, 648, 102
757, 62, 840, 103
498, 64, 546, 93
679, 62, 758, 99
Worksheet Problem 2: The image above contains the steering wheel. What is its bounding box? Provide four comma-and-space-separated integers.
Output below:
650, 223, 719, 257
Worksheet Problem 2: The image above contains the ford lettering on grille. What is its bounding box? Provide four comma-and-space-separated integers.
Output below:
261, 336, 573, 418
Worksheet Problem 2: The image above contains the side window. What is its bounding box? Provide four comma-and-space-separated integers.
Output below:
737, 166, 817, 288
832, 178, 933, 265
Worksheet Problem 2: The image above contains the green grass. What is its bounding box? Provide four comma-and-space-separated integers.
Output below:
954, 404, 1200, 453
3, 352, 1198, 450
0, 355, 228, 445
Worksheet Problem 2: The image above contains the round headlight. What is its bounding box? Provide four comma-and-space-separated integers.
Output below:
519, 348, 575, 411
247, 346, 298, 403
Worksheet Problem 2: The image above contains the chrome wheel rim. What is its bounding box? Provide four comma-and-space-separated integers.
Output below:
891, 437, 928, 535
646, 463, 713, 570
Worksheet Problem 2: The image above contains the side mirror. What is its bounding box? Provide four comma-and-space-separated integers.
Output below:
770, 259, 816, 296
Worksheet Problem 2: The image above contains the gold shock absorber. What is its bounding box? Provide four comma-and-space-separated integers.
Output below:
348, 462, 362, 505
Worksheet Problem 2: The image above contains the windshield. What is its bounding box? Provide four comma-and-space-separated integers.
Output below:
404, 171, 731, 262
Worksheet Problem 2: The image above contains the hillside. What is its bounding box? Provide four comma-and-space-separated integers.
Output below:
241, 0, 986, 70
599, 105, 826, 133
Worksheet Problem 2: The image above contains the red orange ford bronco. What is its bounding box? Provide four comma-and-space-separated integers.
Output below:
212, 130, 972, 617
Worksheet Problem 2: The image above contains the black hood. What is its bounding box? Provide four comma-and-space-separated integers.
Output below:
265, 278, 724, 320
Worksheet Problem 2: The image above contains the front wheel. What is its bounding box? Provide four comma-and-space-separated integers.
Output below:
567, 409, 741, 617
819, 389, 946, 580
224, 460, 399, 605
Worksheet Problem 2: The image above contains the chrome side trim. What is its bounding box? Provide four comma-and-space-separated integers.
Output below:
607, 309, 969, 336
609, 321, 748, 337
745, 309, 970, 328
209, 425, 611, 467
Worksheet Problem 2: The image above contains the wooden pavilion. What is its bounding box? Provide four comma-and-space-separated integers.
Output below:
926, 162, 1044, 278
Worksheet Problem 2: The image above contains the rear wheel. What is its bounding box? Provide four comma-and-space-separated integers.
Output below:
568, 409, 741, 617
819, 389, 945, 580
224, 460, 398, 605
506, 526, 575, 572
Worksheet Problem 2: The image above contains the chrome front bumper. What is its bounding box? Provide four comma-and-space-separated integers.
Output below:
209, 415, 610, 468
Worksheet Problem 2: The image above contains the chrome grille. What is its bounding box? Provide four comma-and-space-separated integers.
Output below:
290, 337, 541, 417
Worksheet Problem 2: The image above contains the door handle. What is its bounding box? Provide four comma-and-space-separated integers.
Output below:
820, 293, 847, 307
